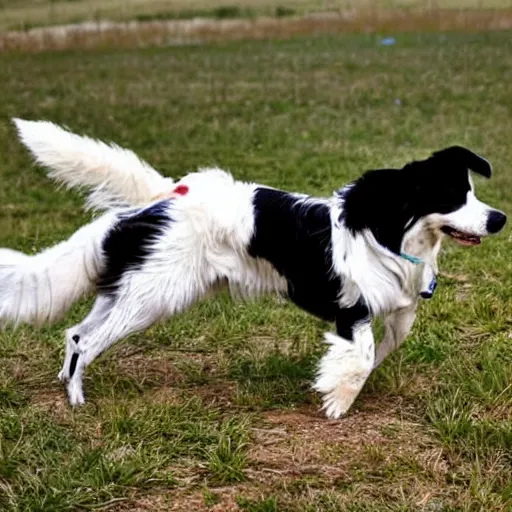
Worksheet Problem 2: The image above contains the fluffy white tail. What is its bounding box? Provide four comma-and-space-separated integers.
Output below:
0, 213, 116, 326
13, 118, 173, 211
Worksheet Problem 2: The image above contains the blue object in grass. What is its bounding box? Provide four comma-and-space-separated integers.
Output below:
380, 37, 396, 46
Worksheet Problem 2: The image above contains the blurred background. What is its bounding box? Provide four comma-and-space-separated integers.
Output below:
2, 0, 512, 49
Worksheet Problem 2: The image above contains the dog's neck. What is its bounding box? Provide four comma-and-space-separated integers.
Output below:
330, 203, 442, 317
401, 219, 442, 298
401, 218, 442, 272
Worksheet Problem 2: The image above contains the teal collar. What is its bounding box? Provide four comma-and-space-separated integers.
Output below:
400, 252, 423, 265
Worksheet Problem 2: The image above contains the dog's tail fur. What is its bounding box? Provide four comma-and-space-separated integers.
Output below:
13, 118, 173, 211
0, 213, 116, 326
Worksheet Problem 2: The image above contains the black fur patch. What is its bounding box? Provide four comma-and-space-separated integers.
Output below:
339, 168, 413, 254
69, 354, 78, 378
335, 302, 370, 340
431, 146, 492, 178
339, 146, 479, 254
249, 188, 342, 322
98, 201, 171, 294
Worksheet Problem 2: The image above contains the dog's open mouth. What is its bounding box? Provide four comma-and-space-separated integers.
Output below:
441, 226, 481, 246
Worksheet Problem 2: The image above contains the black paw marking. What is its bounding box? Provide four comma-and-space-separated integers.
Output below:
69, 354, 79, 378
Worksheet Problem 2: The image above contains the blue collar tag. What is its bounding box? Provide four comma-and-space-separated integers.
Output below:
400, 252, 423, 265
420, 276, 437, 299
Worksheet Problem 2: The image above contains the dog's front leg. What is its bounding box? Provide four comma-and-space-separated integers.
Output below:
374, 304, 417, 369
313, 303, 374, 419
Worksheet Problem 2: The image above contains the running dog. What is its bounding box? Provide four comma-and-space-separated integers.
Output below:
0, 119, 506, 417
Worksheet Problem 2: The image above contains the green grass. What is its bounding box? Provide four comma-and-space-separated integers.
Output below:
0, 31, 511, 510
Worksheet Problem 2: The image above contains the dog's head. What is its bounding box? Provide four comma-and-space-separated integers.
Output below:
413, 146, 506, 246
340, 146, 506, 255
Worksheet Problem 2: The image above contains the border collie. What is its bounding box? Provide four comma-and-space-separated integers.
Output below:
0, 119, 506, 418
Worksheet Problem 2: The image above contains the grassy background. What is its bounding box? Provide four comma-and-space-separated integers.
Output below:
0, 25, 511, 512
3, 0, 512, 32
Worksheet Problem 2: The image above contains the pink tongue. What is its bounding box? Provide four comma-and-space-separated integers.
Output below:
455, 237, 481, 246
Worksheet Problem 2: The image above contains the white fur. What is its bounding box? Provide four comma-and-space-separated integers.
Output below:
0, 169, 423, 412
0, 249, 30, 265
436, 190, 491, 236
330, 207, 435, 316
13, 118, 174, 211
0, 214, 116, 326
374, 305, 417, 368
56, 178, 288, 406
425, 175, 492, 237
314, 324, 375, 418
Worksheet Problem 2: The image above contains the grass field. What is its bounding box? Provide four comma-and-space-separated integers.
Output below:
3, 0, 512, 32
0, 28, 511, 512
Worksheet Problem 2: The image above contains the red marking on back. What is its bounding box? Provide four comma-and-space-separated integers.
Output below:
173, 184, 189, 196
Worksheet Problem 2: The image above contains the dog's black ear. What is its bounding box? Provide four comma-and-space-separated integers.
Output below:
431, 146, 492, 178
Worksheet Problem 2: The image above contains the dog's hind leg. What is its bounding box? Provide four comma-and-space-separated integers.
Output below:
64, 295, 166, 406
58, 295, 114, 383
374, 305, 417, 369
313, 302, 374, 419
63, 272, 207, 406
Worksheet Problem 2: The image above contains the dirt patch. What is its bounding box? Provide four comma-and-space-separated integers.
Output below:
240, 402, 460, 509
109, 346, 239, 407
3, 9, 512, 52
192, 381, 238, 407
110, 484, 260, 512
114, 348, 187, 388
30, 386, 71, 420
247, 401, 444, 481
112, 343, 228, 383
169, 486, 253, 512
146, 380, 237, 410
125, 402, 452, 511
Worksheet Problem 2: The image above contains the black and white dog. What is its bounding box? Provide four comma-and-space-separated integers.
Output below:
0, 119, 506, 417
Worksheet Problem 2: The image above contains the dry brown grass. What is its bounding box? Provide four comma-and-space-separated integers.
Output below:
0, 0, 332, 32
3, 0, 512, 34
3, 8, 512, 52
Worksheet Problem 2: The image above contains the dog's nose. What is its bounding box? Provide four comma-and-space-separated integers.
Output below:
486, 210, 507, 234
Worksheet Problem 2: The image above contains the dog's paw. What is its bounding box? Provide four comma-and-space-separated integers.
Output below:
318, 384, 359, 419
313, 331, 374, 419
67, 379, 85, 407
322, 397, 347, 419
314, 373, 359, 419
